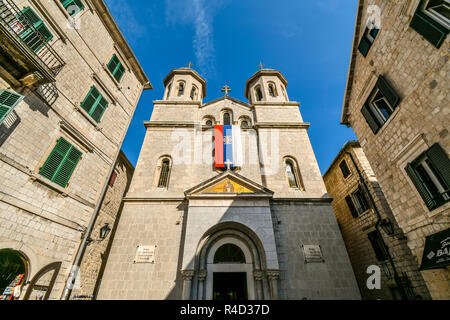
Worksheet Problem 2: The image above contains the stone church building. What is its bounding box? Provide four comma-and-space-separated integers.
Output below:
97, 67, 361, 300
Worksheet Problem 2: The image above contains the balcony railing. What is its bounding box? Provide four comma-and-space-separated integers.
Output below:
0, 0, 64, 81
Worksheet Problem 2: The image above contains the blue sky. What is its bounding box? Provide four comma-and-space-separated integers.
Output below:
105, 0, 358, 174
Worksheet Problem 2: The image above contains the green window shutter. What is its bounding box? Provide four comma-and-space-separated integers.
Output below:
345, 195, 359, 218
19, 7, 53, 52
0, 90, 24, 123
107, 54, 125, 83
81, 86, 100, 113
358, 35, 372, 57
405, 163, 436, 210
425, 144, 450, 188
60, 0, 85, 16
361, 102, 381, 134
81, 86, 108, 122
114, 64, 126, 82
39, 138, 82, 188
376, 76, 400, 109
90, 96, 108, 123
410, 10, 448, 49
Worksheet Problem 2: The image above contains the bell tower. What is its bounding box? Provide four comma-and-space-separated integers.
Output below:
163, 67, 207, 103
245, 68, 289, 104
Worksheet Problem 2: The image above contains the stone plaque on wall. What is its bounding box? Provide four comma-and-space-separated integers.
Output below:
134, 245, 156, 264
302, 245, 324, 263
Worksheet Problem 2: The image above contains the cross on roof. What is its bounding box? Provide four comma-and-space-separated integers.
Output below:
258, 62, 265, 70
221, 85, 231, 96
187, 62, 194, 69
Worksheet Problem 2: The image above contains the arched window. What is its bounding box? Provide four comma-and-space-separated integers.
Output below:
190, 86, 197, 100
0, 249, 28, 300
223, 112, 231, 125
158, 159, 171, 188
24, 262, 61, 300
214, 244, 246, 264
286, 160, 299, 189
166, 83, 172, 100
268, 84, 277, 97
255, 86, 263, 101
178, 82, 185, 96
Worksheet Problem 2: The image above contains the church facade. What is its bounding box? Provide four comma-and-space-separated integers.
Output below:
97, 67, 361, 300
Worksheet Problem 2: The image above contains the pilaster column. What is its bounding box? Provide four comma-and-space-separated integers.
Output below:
181, 270, 195, 300
197, 270, 207, 300
253, 270, 264, 300
266, 270, 280, 300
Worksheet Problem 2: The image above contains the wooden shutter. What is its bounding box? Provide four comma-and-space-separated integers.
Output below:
410, 10, 448, 49
0, 90, 23, 123
61, 0, 85, 15
376, 76, 400, 109
345, 196, 359, 218
368, 231, 388, 261
361, 102, 381, 134
358, 35, 372, 57
81, 86, 100, 113
39, 138, 81, 188
114, 64, 126, 82
20, 7, 53, 51
107, 55, 120, 75
405, 163, 436, 210
91, 96, 108, 123
425, 144, 450, 188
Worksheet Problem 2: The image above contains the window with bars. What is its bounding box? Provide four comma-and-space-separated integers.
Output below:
410, 0, 449, 48
60, 0, 85, 16
39, 138, 82, 188
18, 7, 53, 53
406, 143, 450, 211
361, 76, 400, 134
107, 54, 126, 83
158, 159, 171, 188
81, 86, 109, 123
0, 90, 24, 124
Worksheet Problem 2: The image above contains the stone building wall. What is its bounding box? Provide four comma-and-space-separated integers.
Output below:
341, 0, 449, 299
324, 141, 431, 300
0, 0, 149, 300
71, 151, 134, 300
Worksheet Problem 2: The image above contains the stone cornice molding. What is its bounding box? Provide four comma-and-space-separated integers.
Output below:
144, 121, 198, 129
270, 197, 333, 204
153, 100, 202, 106
252, 101, 300, 107
255, 122, 310, 129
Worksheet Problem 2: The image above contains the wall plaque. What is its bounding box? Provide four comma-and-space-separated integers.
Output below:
303, 245, 324, 263
134, 245, 156, 264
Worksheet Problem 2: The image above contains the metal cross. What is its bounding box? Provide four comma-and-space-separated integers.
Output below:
224, 136, 233, 145
187, 62, 194, 69
224, 160, 233, 170
221, 85, 231, 96
258, 62, 265, 70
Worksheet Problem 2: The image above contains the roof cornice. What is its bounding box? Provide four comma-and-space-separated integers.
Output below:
91, 0, 153, 90
341, 0, 365, 125
323, 140, 360, 178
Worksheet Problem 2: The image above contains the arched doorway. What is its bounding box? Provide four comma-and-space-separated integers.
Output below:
0, 249, 28, 300
24, 262, 61, 300
212, 243, 248, 300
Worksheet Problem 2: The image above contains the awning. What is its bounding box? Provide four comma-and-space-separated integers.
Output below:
420, 228, 450, 271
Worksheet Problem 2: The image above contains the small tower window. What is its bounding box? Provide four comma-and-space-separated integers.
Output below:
223, 112, 231, 125
241, 121, 249, 128
158, 159, 171, 188
286, 160, 298, 189
178, 82, 185, 96
255, 86, 263, 101
190, 86, 197, 100
166, 84, 172, 100
268, 84, 277, 97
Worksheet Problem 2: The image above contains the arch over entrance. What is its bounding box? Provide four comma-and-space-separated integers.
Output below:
0, 249, 28, 300
188, 222, 276, 301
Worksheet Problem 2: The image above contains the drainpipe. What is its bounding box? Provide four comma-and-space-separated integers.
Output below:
344, 151, 408, 300
61, 86, 146, 300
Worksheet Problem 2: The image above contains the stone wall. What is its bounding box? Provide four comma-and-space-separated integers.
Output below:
0, 0, 146, 300
342, 0, 449, 299
323, 141, 431, 300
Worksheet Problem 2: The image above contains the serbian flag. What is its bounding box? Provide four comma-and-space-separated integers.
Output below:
214, 125, 243, 168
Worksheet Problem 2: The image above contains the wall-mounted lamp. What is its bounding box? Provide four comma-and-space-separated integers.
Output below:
380, 219, 395, 236
99, 223, 111, 241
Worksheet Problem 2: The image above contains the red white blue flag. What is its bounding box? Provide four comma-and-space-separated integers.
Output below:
214, 125, 243, 168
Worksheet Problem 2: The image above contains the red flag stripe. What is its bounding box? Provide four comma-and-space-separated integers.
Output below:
214, 125, 224, 168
